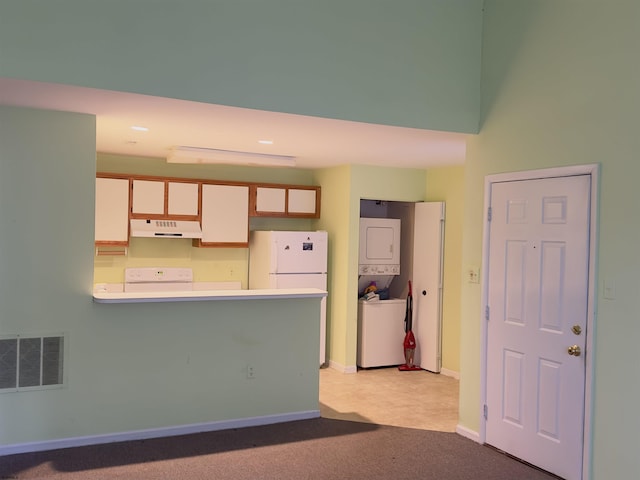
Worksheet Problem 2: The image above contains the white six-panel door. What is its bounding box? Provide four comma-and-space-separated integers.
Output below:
486, 175, 590, 480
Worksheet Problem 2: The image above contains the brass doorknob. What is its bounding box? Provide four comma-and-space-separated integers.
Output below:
568, 345, 581, 356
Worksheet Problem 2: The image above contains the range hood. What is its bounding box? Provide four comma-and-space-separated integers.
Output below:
130, 219, 203, 239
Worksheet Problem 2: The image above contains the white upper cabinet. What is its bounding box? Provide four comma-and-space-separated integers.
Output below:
168, 182, 199, 216
288, 188, 317, 214
131, 179, 199, 218
97, 174, 319, 248
199, 184, 249, 246
95, 177, 129, 245
251, 185, 320, 218
131, 179, 164, 215
255, 187, 286, 214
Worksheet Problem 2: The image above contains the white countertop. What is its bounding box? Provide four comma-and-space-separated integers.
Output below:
93, 288, 327, 304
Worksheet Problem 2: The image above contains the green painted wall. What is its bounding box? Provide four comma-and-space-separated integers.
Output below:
0, 0, 483, 133
0, 106, 321, 448
425, 166, 464, 374
0, 106, 96, 328
4, 3, 638, 477
460, 2, 640, 478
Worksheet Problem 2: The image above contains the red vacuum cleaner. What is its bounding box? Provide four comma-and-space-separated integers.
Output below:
399, 280, 421, 371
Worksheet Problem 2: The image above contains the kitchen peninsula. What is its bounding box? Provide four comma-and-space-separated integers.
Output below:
93, 288, 326, 304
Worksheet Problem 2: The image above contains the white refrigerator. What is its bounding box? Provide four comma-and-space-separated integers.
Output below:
249, 231, 328, 366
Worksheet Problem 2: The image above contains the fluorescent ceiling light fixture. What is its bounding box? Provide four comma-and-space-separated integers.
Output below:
167, 146, 296, 167
258, 139, 274, 145
131, 125, 149, 131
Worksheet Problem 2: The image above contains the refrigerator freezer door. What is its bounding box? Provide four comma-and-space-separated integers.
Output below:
273, 231, 328, 274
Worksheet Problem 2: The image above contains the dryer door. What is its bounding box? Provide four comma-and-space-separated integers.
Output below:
359, 218, 401, 267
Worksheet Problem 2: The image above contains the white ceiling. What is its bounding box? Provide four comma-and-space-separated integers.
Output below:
0, 77, 468, 169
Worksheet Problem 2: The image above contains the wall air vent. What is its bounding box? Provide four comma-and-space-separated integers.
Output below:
0, 335, 65, 392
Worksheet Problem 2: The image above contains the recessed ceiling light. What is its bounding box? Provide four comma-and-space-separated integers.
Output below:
258, 139, 273, 145
131, 125, 149, 132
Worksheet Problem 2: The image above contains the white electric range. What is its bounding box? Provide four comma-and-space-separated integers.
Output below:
124, 267, 194, 292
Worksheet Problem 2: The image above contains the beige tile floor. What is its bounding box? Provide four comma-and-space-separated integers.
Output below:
319, 366, 459, 432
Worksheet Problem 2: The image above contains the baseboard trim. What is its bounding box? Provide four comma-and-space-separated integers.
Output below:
0, 410, 320, 457
440, 368, 460, 380
327, 360, 357, 374
456, 424, 480, 443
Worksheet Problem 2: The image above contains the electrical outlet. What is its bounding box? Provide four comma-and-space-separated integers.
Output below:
247, 365, 256, 379
466, 265, 480, 284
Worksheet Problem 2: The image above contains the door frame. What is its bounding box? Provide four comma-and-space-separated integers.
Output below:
479, 164, 599, 480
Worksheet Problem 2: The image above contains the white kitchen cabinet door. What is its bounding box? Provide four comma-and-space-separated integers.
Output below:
200, 184, 249, 245
131, 179, 164, 215
95, 177, 129, 244
168, 182, 199, 216
251, 185, 320, 218
255, 187, 286, 213
287, 188, 317, 214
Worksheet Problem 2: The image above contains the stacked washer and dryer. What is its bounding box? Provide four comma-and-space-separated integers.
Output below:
357, 217, 406, 368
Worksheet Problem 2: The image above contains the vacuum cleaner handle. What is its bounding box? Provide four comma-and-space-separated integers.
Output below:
404, 280, 413, 333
